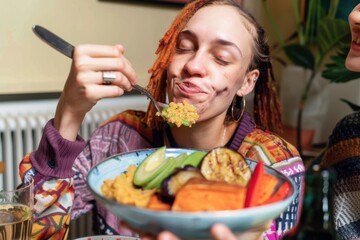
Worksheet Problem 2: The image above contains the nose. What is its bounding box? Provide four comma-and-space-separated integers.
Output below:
183, 50, 207, 77
349, 6, 360, 27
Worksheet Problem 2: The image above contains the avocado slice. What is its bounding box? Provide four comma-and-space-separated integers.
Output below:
143, 153, 188, 190
178, 151, 207, 168
133, 146, 167, 187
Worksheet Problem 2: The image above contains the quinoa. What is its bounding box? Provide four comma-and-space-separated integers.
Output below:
157, 100, 199, 127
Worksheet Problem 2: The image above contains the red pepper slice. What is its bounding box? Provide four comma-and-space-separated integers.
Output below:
245, 161, 265, 208
245, 161, 280, 207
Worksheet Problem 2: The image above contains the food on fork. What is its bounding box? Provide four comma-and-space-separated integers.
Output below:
157, 100, 199, 127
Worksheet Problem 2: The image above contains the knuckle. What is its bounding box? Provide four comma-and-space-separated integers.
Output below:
75, 72, 87, 84
73, 45, 85, 58
74, 59, 88, 72
83, 87, 94, 100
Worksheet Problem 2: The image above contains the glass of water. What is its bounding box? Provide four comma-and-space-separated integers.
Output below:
0, 178, 34, 240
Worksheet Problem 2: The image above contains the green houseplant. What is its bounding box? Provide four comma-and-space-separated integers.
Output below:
262, 0, 360, 156
322, 46, 360, 111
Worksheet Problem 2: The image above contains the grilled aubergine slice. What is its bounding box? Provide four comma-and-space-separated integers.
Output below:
160, 165, 204, 202
200, 147, 251, 187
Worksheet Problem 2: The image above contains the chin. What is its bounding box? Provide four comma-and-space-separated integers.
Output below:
345, 56, 360, 72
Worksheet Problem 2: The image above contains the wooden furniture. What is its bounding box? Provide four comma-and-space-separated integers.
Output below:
0, 161, 4, 173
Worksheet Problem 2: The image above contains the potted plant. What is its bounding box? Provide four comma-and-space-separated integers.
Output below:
262, 0, 360, 156
322, 46, 360, 111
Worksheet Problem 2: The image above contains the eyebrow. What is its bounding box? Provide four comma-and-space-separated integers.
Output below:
178, 30, 243, 57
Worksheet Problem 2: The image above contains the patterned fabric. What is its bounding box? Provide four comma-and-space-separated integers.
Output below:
19, 110, 305, 240
323, 111, 360, 240
20, 155, 73, 240
239, 129, 304, 239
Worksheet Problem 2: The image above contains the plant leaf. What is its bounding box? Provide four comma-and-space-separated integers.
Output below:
317, 17, 351, 55
322, 47, 360, 83
340, 98, 360, 111
283, 44, 315, 69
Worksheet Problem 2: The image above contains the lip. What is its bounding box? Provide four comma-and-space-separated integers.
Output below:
350, 40, 360, 52
176, 81, 207, 95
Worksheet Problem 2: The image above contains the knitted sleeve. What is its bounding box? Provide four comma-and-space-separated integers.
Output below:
19, 119, 86, 240
323, 111, 360, 239
239, 128, 305, 240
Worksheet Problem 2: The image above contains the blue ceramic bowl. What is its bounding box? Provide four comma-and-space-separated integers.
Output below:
86, 148, 297, 239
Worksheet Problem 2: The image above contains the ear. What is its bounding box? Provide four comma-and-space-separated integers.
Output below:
236, 69, 260, 96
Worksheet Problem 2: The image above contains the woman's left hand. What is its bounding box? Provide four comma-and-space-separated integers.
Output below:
141, 221, 270, 240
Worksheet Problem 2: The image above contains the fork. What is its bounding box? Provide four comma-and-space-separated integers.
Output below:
132, 84, 168, 113
32, 25, 168, 114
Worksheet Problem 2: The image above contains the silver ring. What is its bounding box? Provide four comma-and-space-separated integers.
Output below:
102, 71, 116, 85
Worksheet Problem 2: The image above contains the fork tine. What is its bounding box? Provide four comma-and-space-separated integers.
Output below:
132, 84, 168, 113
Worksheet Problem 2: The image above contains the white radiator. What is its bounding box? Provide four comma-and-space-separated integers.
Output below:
0, 95, 148, 238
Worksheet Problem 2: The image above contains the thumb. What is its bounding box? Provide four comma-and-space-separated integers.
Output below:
157, 231, 181, 240
211, 224, 237, 240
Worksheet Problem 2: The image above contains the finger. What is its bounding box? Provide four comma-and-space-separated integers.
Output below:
98, 71, 133, 91
157, 231, 181, 240
85, 84, 125, 101
77, 57, 137, 85
73, 44, 137, 84
72, 70, 131, 92
74, 44, 124, 58
115, 44, 125, 54
211, 224, 237, 240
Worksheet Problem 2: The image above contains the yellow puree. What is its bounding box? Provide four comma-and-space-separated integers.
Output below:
101, 165, 155, 207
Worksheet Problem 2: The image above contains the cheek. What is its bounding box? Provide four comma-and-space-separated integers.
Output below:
167, 62, 176, 78
167, 55, 186, 77
213, 70, 243, 93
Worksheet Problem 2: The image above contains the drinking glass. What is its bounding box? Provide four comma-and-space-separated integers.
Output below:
0, 178, 34, 240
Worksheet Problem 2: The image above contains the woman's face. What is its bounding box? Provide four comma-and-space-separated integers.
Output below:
166, 5, 258, 122
346, 4, 360, 72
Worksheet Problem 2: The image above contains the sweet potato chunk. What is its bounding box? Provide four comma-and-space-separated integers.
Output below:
172, 178, 246, 212
256, 174, 279, 205
147, 193, 171, 211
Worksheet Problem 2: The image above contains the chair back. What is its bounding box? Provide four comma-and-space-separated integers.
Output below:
0, 161, 4, 174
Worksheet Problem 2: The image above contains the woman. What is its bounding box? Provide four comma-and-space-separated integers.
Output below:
19, 0, 304, 239
322, 3, 360, 239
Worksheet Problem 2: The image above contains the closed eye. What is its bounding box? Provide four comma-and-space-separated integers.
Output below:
176, 39, 196, 53
215, 56, 230, 65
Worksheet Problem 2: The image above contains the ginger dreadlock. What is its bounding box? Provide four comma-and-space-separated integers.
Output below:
144, 0, 282, 134
144, 0, 207, 130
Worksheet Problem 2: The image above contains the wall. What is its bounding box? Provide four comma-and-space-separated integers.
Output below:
0, 0, 292, 94
0, 0, 180, 94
